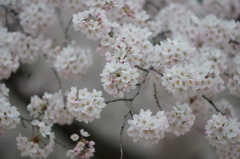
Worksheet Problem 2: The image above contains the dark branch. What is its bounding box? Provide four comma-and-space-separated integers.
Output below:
135, 65, 163, 77
153, 82, 162, 111
202, 95, 225, 115
105, 98, 132, 104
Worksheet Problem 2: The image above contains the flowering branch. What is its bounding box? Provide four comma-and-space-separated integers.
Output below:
106, 65, 153, 159
119, 65, 152, 159
153, 82, 162, 111
21, 115, 69, 149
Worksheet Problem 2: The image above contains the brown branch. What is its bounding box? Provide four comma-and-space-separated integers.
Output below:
135, 65, 163, 77
151, 67, 164, 77
105, 98, 132, 104
202, 95, 225, 115
153, 82, 162, 111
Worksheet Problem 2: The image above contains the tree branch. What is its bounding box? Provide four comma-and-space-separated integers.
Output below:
202, 95, 225, 115
135, 65, 163, 77
153, 82, 162, 111
119, 66, 152, 159
105, 98, 132, 104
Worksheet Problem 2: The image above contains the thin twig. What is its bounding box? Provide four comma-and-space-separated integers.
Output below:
52, 67, 62, 91
54, 139, 69, 149
151, 67, 164, 77
64, 18, 72, 42
153, 82, 162, 111
224, 72, 230, 77
202, 95, 225, 115
105, 98, 132, 104
106, 66, 153, 159
135, 65, 163, 77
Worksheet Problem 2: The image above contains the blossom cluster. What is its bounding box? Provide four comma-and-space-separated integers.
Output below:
67, 87, 106, 123
19, 1, 55, 35
73, 8, 112, 40
216, 143, 240, 159
167, 103, 195, 136
16, 120, 55, 158
0, 27, 53, 80
0, 28, 19, 80
98, 24, 154, 68
0, 83, 20, 136
127, 109, 169, 146
27, 91, 73, 126
161, 63, 224, 99
202, 0, 240, 19
158, 5, 240, 56
205, 113, 240, 148
153, 38, 195, 68
66, 129, 95, 159
0, 47, 19, 80
100, 59, 139, 98
54, 43, 93, 79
